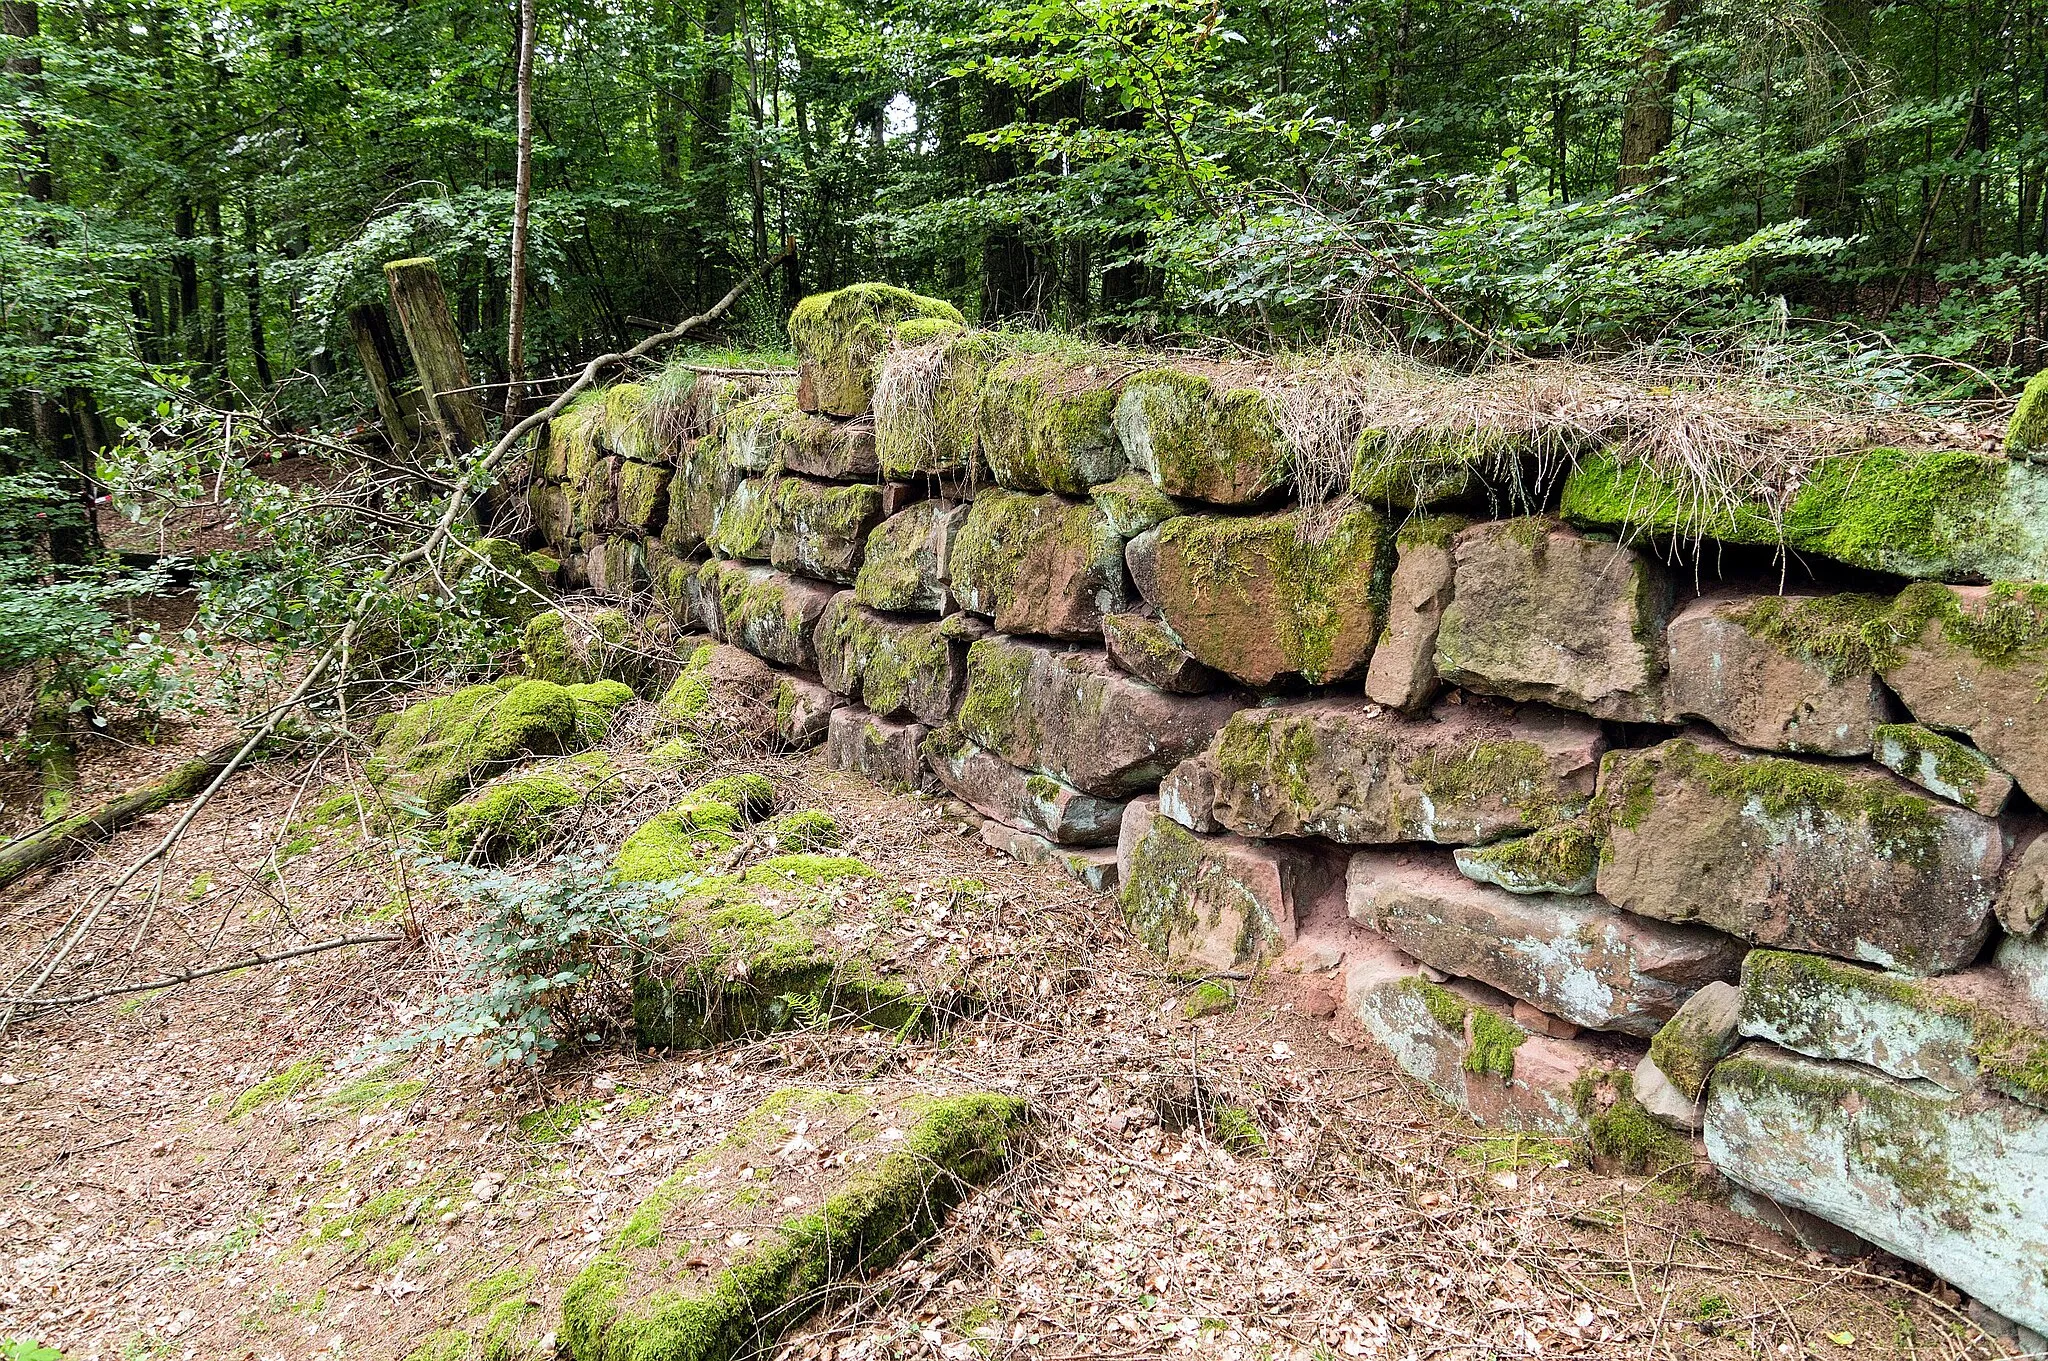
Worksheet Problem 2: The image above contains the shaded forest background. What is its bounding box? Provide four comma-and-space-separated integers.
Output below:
7, 0, 2048, 459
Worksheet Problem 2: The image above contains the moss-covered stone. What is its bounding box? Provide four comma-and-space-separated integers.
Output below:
1560, 445, 2048, 582
711, 475, 777, 562
1089, 472, 1186, 539
1146, 503, 1390, 687
1115, 799, 1309, 972
853, 500, 967, 614
956, 636, 1240, 798
948, 488, 1133, 639
814, 594, 964, 726
441, 751, 620, 859
977, 351, 1128, 494
663, 437, 742, 558
1666, 592, 1889, 756
1702, 1042, 2048, 1334
778, 411, 879, 480
462, 537, 557, 623
1646, 980, 1741, 1101
1581, 1071, 1694, 1176
701, 560, 837, 671
1451, 819, 1598, 895
768, 476, 884, 584
716, 389, 800, 473
2011, 367, 2048, 458
1880, 581, 2048, 806
1196, 696, 1603, 846
788, 284, 966, 417
611, 777, 772, 885
1349, 428, 1516, 509
875, 330, 1005, 480
1871, 722, 2013, 815
522, 607, 635, 686
370, 678, 604, 814
617, 459, 673, 532
559, 1088, 1026, 1361
1115, 367, 1290, 505
1738, 949, 2048, 1111
1593, 736, 2000, 974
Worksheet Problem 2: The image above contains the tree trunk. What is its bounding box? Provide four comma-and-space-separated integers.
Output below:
504, 0, 537, 425
1616, 0, 1684, 191
383, 257, 490, 454
243, 190, 273, 389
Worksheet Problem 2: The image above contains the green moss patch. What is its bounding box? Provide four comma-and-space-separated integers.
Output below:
1399, 977, 1527, 1080
1453, 819, 1597, 895
231, 1059, 324, 1117
2011, 367, 2048, 456
441, 751, 620, 860
370, 679, 605, 814
1115, 366, 1290, 505
1561, 445, 2048, 581
560, 1086, 1023, 1361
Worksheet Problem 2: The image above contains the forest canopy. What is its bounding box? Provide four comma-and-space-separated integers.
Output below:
3, 0, 2047, 475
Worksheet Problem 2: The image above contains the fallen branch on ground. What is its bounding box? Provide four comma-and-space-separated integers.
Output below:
0, 735, 256, 893
0, 932, 409, 1010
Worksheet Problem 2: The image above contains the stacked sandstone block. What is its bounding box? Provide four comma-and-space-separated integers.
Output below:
528, 285, 2048, 1338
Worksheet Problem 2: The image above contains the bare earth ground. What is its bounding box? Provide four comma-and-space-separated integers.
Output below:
0, 701, 2024, 1361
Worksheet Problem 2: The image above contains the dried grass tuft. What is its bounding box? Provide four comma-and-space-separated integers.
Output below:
872, 335, 954, 474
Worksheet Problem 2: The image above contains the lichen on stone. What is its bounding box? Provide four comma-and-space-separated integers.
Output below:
1115, 367, 1291, 504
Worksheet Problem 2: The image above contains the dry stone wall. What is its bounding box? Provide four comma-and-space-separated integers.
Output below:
524, 282, 2048, 1339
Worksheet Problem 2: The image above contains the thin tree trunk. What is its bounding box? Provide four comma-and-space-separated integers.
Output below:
504, 0, 537, 426
243, 190, 273, 389
1617, 0, 1684, 190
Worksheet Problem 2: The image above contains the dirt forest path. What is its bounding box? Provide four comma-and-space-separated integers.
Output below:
0, 716, 2009, 1361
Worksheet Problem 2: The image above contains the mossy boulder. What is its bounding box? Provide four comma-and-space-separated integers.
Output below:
1115, 797, 1328, 972
1114, 366, 1290, 505
1593, 736, 2002, 974
853, 500, 969, 614
789, 284, 965, 418
812, 594, 966, 726
617, 459, 673, 533
2011, 368, 2048, 459
1871, 722, 2014, 815
955, 635, 1240, 798
1434, 518, 1670, 723
441, 751, 620, 860
461, 537, 557, 622
768, 475, 884, 584
1664, 593, 1888, 756
1737, 949, 2048, 1111
529, 482, 574, 550
612, 775, 775, 884
825, 706, 934, 794
977, 351, 1127, 494
1702, 1043, 2048, 1336
1143, 503, 1390, 687
370, 677, 624, 813
1345, 851, 1742, 1037
1879, 582, 2048, 806
559, 1088, 1026, 1361
716, 388, 799, 473
1100, 612, 1219, 694
698, 561, 837, 672
1560, 445, 2048, 582
664, 435, 746, 558
778, 411, 880, 480
923, 726, 1124, 846
1187, 696, 1604, 846
1452, 819, 1598, 895
522, 607, 637, 687
948, 488, 1133, 640
1349, 428, 1507, 509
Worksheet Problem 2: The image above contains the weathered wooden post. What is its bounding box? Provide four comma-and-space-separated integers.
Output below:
345, 301, 418, 451
382, 256, 490, 454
